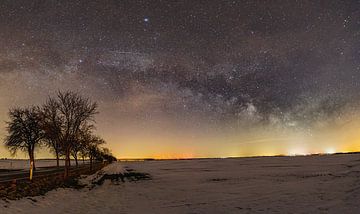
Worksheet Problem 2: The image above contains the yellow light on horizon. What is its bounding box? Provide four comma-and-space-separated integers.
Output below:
288, 147, 308, 156
324, 147, 336, 154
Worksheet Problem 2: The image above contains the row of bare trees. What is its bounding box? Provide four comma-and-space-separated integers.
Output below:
3, 91, 116, 178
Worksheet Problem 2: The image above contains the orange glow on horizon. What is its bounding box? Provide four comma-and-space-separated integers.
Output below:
1, 114, 360, 159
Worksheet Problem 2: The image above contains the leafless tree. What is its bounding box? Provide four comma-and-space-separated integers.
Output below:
73, 123, 94, 166
79, 144, 88, 164
41, 98, 63, 167
87, 135, 105, 170
71, 124, 91, 167
51, 91, 98, 178
4, 106, 44, 171
99, 147, 117, 163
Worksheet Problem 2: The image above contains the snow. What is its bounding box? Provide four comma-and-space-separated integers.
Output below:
101, 162, 125, 175
2, 154, 360, 213
80, 161, 125, 185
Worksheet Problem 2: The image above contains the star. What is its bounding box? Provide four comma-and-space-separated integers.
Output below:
0, 0, 360, 158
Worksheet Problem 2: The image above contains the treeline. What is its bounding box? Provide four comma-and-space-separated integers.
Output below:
3, 91, 116, 178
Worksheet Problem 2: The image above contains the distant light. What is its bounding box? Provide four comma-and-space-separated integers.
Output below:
144, 18, 149, 22
288, 147, 308, 156
325, 148, 336, 154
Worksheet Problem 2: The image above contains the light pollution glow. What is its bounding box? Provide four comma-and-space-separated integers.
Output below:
0, 78, 359, 159
93, 106, 360, 159
91, 118, 360, 159
2, 110, 360, 159
0, 120, 360, 159
0, 79, 359, 159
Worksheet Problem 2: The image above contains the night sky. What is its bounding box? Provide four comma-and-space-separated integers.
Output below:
1, 0, 360, 158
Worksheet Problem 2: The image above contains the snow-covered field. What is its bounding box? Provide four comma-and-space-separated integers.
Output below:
2, 154, 360, 213
0, 159, 89, 170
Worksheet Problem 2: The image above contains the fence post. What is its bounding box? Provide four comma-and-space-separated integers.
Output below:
29, 160, 34, 181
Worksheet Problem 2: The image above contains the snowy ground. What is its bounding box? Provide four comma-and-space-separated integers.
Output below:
0, 159, 89, 170
2, 154, 360, 213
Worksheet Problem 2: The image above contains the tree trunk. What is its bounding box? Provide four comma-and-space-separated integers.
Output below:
75, 156, 78, 167
82, 156, 85, 164
56, 152, 59, 168
32, 155, 35, 171
29, 149, 35, 181
29, 149, 36, 171
64, 148, 70, 178
90, 155, 93, 171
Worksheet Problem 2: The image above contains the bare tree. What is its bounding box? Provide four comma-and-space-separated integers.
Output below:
73, 123, 94, 166
4, 107, 44, 172
41, 98, 62, 167
52, 91, 98, 178
79, 143, 88, 164
71, 145, 80, 167
71, 130, 88, 167
99, 147, 117, 163
87, 135, 105, 170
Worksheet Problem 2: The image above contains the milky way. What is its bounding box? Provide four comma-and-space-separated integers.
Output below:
1, 1, 360, 158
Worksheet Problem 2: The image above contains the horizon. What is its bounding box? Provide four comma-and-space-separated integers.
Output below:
2, 150, 360, 161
